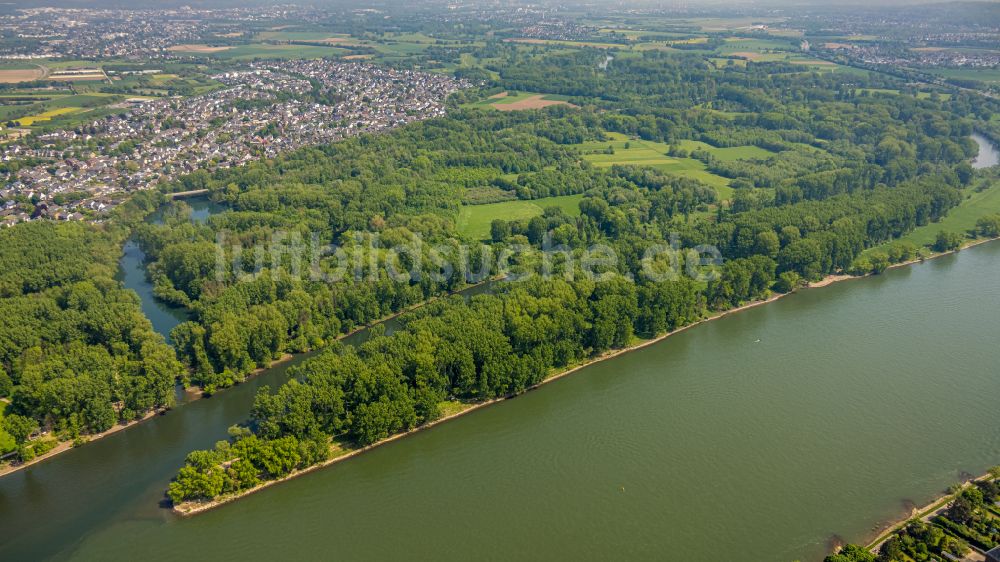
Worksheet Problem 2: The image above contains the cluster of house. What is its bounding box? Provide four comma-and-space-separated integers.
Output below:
0, 59, 468, 226
517, 21, 601, 42
0, 6, 319, 59
822, 40, 1000, 70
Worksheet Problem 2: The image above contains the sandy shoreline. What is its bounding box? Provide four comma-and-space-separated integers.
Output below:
176, 238, 1000, 516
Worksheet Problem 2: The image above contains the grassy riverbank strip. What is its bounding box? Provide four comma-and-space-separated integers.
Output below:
0, 277, 496, 479
171, 236, 1000, 517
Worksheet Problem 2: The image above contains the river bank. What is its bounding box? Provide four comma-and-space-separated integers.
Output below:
863, 468, 998, 554
0, 275, 496, 479
10, 233, 1000, 561
171, 235, 1000, 517
0, 408, 163, 478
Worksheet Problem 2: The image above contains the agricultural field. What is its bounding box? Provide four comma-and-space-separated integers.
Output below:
13, 107, 82, 126
372, 41, 432, 57
925, 67, 1000, 85
0, 63, 46, 83
169, 43, 349, 59
0, 93, 124, 129
717, 37, 796, 54
457, 194, 584, 239
467, 91, 577, 111
504, 38, 625, 50
47, 67, 106, 81
254, 31, 361, 45
684, 16, 787, 31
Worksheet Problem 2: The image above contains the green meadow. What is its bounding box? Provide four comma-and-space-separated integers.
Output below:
872, 178, 1000, 251
574, 133, 774, 200
457, 194, 584, 239
925, 67, 1000, 84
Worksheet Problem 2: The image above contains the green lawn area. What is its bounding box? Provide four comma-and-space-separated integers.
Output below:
373, 42, 432, 57
854, 88, 952, 100
457, 194, 584, 240
673, 139, 774, 161
717, 37, 795, 53
39, 59, 101, 70
872, 178, 1000, 251
577, 133, 758, 200
925, 67, 1000, 84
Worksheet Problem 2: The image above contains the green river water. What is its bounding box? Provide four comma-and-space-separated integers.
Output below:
0, 139, 998, 561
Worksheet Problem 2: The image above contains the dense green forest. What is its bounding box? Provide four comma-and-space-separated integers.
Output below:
0, 215, 181, 461
162, 49, 998, 504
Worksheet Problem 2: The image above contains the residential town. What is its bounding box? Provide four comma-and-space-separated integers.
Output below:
0, 59, 468, 225
0, 6, 326, 60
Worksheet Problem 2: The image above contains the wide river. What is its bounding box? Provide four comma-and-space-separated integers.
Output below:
1, 141, 999, 561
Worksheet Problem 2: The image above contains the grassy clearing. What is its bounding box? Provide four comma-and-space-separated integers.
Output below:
924, 67, 1000, 85
41, 59, 102, 70
873, 178, 1000, 251
854, 88, 952, 100
719, 37, 795, 52
457, 194, 584, 239
710, 57, 747, 69
672, 139, 773, 161
373, 42, 432, 57
577, 133, 764, 200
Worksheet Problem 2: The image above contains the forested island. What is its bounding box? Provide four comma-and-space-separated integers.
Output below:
151, 51, 1000, 509
0, 197, 182, 468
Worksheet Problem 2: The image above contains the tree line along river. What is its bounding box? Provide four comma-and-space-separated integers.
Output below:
0, 137, 997, 561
